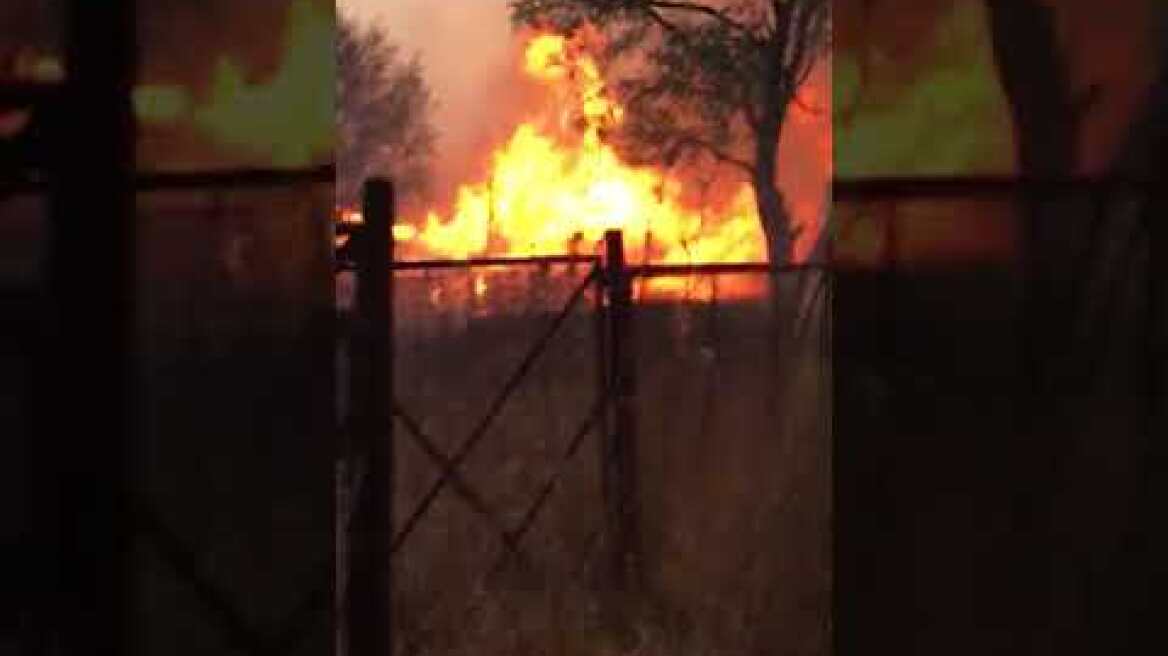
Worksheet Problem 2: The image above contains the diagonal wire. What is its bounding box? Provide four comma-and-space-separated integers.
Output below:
486, 393, 609, 576
132, 497, 273, 656
391, 265, 599, 554
391, 401, 526, 560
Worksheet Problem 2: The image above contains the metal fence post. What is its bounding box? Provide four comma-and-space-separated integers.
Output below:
602, 230, 642, 592
36, 1, 137, 652
349, 178, 395, 656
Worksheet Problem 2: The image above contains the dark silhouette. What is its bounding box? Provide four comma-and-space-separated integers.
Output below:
336, 15, 436, 208
835, 2, 1167, 654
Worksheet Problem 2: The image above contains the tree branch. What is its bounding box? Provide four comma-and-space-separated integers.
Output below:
647, 1, 754, 36
790, 90, 824, 116
671, 134, 754, 173
784, 0, 826, 93
644, 6, 682, 35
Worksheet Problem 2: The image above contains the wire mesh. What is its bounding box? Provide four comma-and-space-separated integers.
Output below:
344, 257, 832, 655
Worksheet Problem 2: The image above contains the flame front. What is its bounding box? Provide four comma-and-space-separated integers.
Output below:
402, 33, 772, 299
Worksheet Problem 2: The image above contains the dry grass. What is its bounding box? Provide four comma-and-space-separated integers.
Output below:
344, 270, 831, 656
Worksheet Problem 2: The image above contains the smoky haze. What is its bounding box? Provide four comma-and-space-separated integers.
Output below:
341, 0, 830, 241
341, 0, 547, 206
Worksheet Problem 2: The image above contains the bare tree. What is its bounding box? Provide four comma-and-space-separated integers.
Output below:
336, 14, 436, 207
510, 0, 829, 265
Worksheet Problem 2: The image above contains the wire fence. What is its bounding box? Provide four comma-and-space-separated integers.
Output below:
4, 166, 336, 656
337, 179, 832, 656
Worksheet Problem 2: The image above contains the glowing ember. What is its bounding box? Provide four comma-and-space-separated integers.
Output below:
396, 32, 780, 299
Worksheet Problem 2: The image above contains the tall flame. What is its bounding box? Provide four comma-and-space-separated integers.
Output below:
402, 33, 770, 295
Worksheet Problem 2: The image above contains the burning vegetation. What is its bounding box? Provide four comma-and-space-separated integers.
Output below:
400, 33, 767, 267
341, 24, 827, 301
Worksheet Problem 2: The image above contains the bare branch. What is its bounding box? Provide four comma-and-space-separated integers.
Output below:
781, 0, 827, 95
671, 134, 755, 173
644, 6, 682, 35
648, 1, 754, 36
790, 90, 824, 116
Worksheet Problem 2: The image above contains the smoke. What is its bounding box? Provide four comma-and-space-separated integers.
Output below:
341, 0, 546, 207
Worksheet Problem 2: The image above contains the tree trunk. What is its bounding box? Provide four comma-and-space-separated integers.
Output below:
982, 2, 1166, 654
984, 0, 1080, 176
754, 172, 792, 266
1078, 29, 1168, 656
754, 78, 792, 266
981, 3, 1081, 653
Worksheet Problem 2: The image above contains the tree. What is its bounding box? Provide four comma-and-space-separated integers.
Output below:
336, 14, 436, 207
838, 3, 1168, 652
983, 4, 1168, 653
509, 0, 829, 265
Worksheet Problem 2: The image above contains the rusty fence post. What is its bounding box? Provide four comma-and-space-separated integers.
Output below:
348, 178, 395, 656
602, 230, 642, 592
593, 250, 611, 578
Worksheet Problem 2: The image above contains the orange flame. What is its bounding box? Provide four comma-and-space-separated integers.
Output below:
399, 33, 779, 299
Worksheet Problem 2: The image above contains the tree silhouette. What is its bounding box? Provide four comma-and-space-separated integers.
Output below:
510, 0, 828, 265
336, 15, 435, 207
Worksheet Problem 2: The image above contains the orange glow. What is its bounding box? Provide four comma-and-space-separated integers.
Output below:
401, 32, 781, 300
473, 273, 489, 299
392, 224, 418, 241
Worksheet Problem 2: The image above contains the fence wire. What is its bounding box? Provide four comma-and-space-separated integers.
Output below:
336, 254, 832, 656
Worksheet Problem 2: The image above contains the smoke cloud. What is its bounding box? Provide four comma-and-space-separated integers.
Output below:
341, 0, 548, 205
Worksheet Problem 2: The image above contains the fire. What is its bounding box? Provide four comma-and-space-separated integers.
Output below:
399, 33, 775, 300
